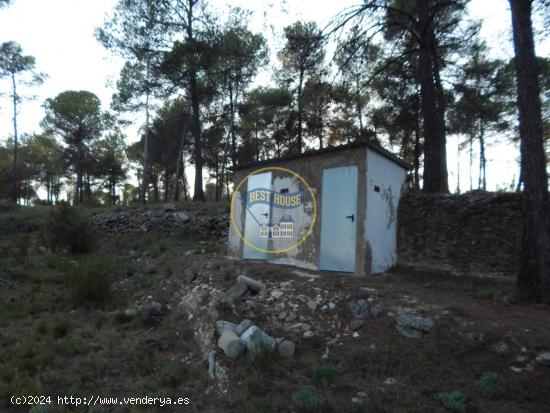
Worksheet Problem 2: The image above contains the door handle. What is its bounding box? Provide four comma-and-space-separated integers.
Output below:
261, 212, 269, 218
346, 214, 354, 222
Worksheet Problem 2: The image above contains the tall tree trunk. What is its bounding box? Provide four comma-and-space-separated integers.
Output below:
187, 0, 205, 201
355, 75, 364, 133
297, 68, 304, 154
229, 82, 237, 167
11, 74, 18, 203
509, 0, 550, 302
416, 0, 449, 193
478, 120, 486, 190
456, 136, 461, 194
172, 128, 186, 201
140, 79, 151, 204
469, 134, 473, 191
413, 88, 421, 189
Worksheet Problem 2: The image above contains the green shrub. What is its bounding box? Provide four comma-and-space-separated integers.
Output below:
476, 371, 506, 399
51, 314, 72, 339
45, 202, 92, 253
435, 391, 467, 413
292, 389, 326, 412
65, 255, 114, 303
160, 360, 185, 386
312, 363, 338, 385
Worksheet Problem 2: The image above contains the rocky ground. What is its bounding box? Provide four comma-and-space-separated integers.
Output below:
0, 204, 549, 412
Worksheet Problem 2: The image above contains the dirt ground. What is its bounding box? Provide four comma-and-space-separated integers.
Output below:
1, 217, 550, 413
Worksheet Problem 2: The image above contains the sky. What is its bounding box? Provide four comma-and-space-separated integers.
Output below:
0, 0, 548, 195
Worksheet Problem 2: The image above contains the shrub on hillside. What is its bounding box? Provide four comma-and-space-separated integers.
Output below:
292, 389, 326, 412
435, 391, 467, 413
45, 202, 92, 253
65, 255, 113, 303
476, 371, 506, 399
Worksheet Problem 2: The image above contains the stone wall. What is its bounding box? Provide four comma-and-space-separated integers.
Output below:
89, 204, 229, 240
397, 191, 525, 277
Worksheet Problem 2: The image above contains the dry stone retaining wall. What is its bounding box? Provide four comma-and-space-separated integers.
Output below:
397, 191, 526, 277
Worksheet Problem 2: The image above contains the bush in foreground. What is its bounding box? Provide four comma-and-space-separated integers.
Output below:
435, 390, 467, 413
476, 371, 506, 399
45, 202, 92, 253
65, 255, 113, 304
292, 389, 326, 412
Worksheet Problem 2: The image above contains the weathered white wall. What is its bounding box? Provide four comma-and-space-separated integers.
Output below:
365, 149, 407, 273
227, 193, 243, 256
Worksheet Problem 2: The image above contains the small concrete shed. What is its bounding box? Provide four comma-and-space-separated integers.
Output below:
227, 142, 408, 275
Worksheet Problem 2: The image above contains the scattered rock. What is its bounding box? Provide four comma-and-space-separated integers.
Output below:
395, 315, 434, 338
207, 351, 217, 380
350, 299, 369, 319
146, 302, 170, 326
270, 290, 284, 299
237, 275, 265, 293
303, 331, 315, 339
174, 211, 190, 223
306, 300, 317, 311
350, 319, 365, 331
117, 308, 138, 323
492, 334, 530, 363
240, 326, 276, 352
225, 281, 249, 301
215, 320, 238, 336
285, 311, 297, 322
535, 352, 550, 366
277, 340, 296, 358
163, 203, 176, 212
236, 319, 254, 336
370, 304, 383, 318
384, 377, 398, 386
217, 330, 245, 359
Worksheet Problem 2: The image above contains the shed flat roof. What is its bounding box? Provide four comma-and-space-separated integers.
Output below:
234, 140, 410, 171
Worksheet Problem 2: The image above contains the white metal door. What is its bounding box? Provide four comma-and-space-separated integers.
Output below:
319, 166, 358, 272
243, 172, 272, 260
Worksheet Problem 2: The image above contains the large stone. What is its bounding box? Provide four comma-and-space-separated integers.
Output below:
278, 340, 295, 358
270, 290, 284, 299
370, 304, 384, 319
535, 352, 550, 366
396, 315, 434, 337
237, 275, 265, 293
225, 281, 249, 301
174, 211, 190, 223
215, 320, 238, 336
350, 299, 369, 319
217, 330, 244, 359
240, 326, 276, 352
492, 334, 530, 363
163, 203, 176, 212
236, 319, 254, 336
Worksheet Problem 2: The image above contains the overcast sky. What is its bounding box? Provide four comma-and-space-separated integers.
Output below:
0, 0, 547, 193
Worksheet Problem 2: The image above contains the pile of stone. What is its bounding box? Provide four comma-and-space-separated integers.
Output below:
216, 319, 295, 359
89, 204, 190, 234
89, 204, 230, 239
194, 214, 230, 239
398, 191, 526, 277
395, 314, 435, 338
